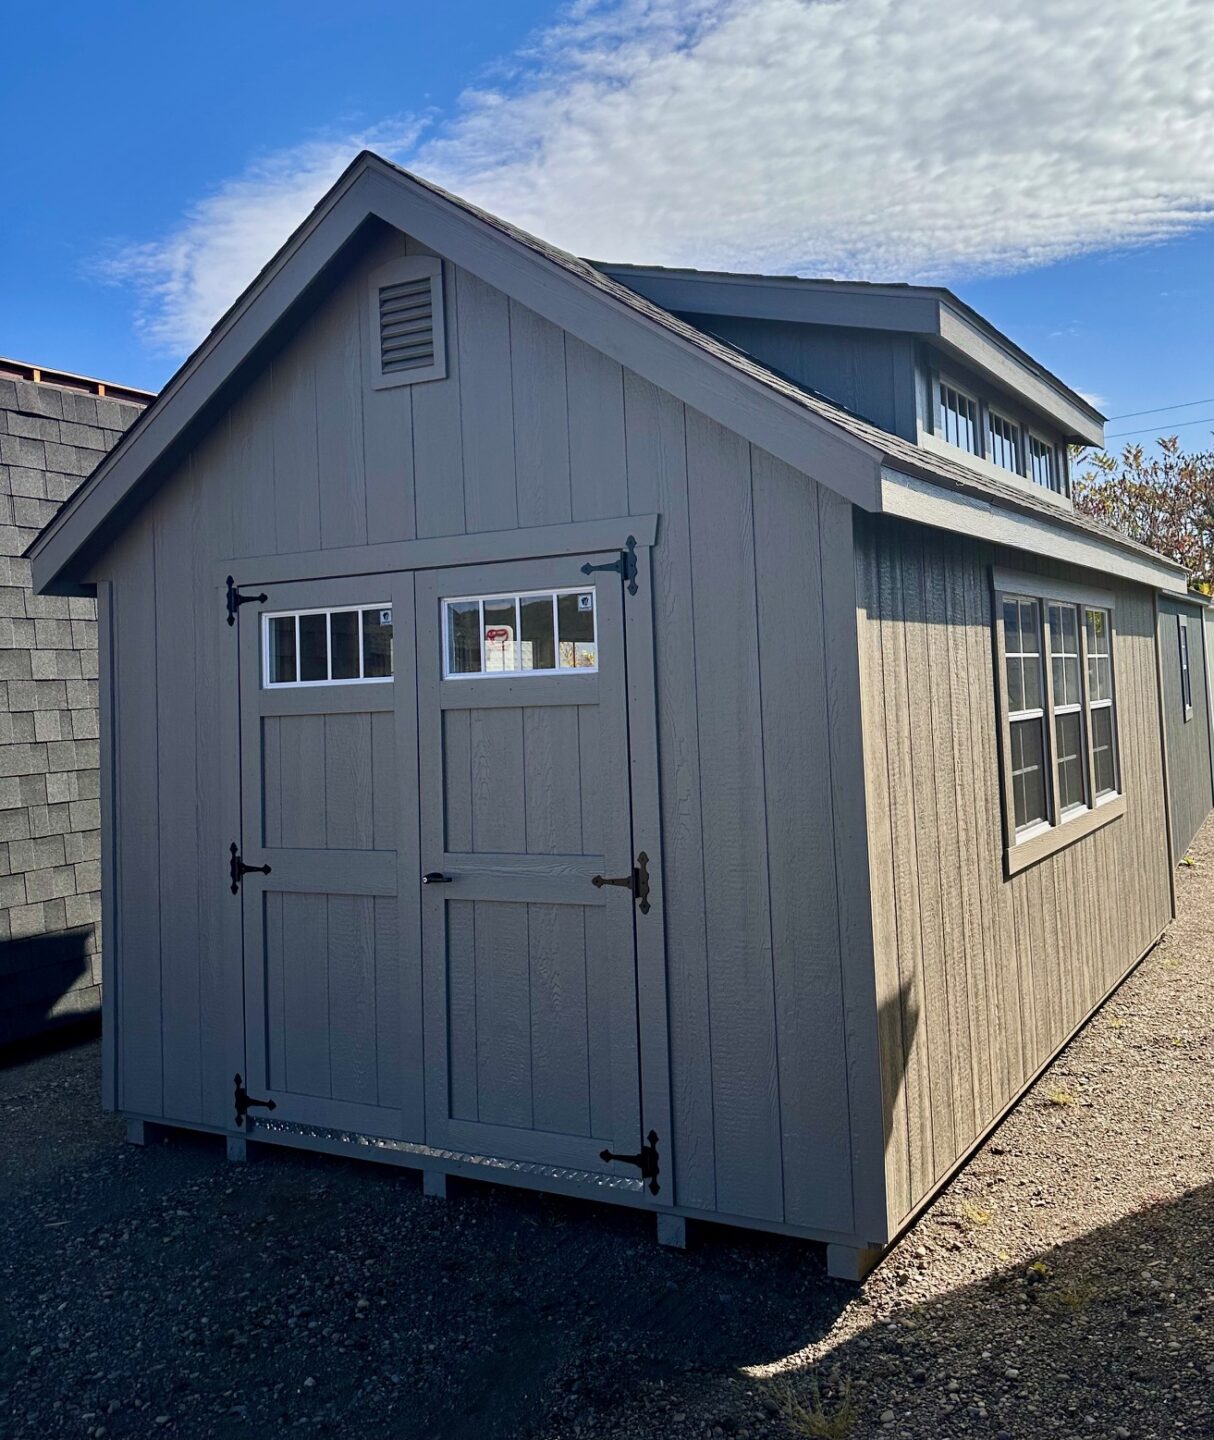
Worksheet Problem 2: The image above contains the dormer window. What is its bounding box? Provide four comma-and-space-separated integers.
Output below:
988, 411, 1022, 474
1029, 434, 1066, 496
937, 380, 979, 455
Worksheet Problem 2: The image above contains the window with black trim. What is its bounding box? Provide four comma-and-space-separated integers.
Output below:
1178, 614, 1193, 720
994, 573, 1122, 870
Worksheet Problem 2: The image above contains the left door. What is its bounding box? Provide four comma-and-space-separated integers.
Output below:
235, 573, 415, 1137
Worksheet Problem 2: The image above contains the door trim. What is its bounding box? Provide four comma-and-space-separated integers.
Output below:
218, 513, 658, 589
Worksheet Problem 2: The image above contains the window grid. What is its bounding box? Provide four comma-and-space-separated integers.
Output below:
988, 411, 1022, 475
1178, 615, 1193, 719
263, 604, 394, 688
1003, 596, 1049, 833
997, 587, 1121, 856
1048, 602, 1087, 815
938, 381, 981, 456
1029, 434, 1065, 495
442, 588, 598, 679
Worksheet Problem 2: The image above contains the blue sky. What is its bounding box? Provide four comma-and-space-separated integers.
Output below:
3, 1, 1214, 446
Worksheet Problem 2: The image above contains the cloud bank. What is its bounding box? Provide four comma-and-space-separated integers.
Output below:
107, 0, 1214, 353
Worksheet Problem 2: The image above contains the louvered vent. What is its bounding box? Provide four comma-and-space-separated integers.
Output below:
379, 276, 434, 374
368, 256, 446, 388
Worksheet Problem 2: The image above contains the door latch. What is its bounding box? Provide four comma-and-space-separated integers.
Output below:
591, 851, 650, 914
233, 1074, 276, 1128
230, 842, 271, 894
226, 575, 267, 626
600, 1130, 660, 1194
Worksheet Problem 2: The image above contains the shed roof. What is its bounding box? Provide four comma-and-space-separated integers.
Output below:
27, 152, 1185, 596
593, 263, 1105, 445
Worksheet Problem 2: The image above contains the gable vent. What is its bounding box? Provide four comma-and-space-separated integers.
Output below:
368, 255, 446, 389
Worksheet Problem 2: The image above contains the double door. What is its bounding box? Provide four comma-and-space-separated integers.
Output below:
233, 550, 661, 1186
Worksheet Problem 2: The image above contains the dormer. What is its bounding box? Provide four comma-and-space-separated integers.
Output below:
596, 265, 1105, 508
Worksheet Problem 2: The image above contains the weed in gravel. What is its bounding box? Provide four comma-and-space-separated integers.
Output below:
959, 1199, 993, 1229
1036, 1275, 1096, 1314
1107, 1015, 1127, 1029
1045, 1088, 1077, 1107
767, 1376, 858, 1438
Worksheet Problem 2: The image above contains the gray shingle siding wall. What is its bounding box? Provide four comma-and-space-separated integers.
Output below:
0, 374, 144, 1044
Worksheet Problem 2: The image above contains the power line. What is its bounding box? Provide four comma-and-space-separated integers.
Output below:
1105, 414, 1214, 441
1106, 395, 1214, 421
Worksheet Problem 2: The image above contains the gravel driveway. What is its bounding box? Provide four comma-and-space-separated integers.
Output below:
3, 820, 1213, 1440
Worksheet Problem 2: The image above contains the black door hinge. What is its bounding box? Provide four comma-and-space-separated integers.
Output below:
600, 1129, 660, 1195
226, 575, 267, 625
234, 1073, 276, 1128
581, 536, 638, 596
229, 842, 271, 894
591, 851, 650, 914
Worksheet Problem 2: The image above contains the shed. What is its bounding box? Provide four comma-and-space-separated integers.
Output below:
27, 154, 1190, 1279
1157, 592, 1214, 859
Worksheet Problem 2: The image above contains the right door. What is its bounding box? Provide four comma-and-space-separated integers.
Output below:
416, 554, 643, 1178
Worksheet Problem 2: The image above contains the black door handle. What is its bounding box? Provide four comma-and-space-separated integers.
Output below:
422, 872, 452, 885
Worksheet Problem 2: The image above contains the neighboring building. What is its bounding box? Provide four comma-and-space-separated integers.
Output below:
1158, 592, 1214, 860
25, 154, 1204, 1279
0, 360, 150, 1044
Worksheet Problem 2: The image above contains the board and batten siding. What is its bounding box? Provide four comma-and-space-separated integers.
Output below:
92, 219, 874, 1241
1157, 596, 1214, 860
854, 512, 1173, 1232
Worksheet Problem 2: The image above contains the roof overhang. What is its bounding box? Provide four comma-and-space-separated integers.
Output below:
596, 264, 1105, 447
29, 154, 885, 596
880, 465, 1190, 597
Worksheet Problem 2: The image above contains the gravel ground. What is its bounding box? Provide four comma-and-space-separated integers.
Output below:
3, 821, 1213, 1440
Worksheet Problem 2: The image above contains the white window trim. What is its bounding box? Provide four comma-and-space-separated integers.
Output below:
1178, 614, 1194, 722
442, 586, 599, 680
263, 604, 395, 689
936, 376, 982, 457
1028, 429, 1068, 498
987, 408, 1024, 478
992, 572, 1125, 876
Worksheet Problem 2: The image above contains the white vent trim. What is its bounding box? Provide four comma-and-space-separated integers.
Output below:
368, 255, 446, 389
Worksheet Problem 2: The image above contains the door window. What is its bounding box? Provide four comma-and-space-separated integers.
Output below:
264, 605, 394, 686
443, 589, 597, 677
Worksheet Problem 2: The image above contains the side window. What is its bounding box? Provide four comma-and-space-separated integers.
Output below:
1178, 615, 1193, 720
264, 606, 394, 687
995, 576, 1122, 868
443, 590, 597, 678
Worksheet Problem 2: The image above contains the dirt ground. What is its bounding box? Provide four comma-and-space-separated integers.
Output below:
3, 822, 1213, 1440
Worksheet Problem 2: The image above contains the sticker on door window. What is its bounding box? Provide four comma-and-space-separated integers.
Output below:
443, 589, 597, 677
263, 605, 393, 686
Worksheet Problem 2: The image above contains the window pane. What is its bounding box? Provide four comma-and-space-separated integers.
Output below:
1003, 598, 1020, 657
330, 610, 360, 680
1006, 655, 1024, 714
299, 613, 328, 682
1029, 436, 1056, 490
1056, 710, 1086, 813
1049, 603, 1081, 708
446, 601, 481, 675
268, 616, 297, 684
363, 608, 394, 678
989, 413, 1020, 473
1022, 648, 1042, 711
557, 591, 597, 669
1010, 718, 1048, 829
483, 599, 517, 673
519, 595, 556, 671
1179, 620, 1192, 709
1092, 707, 1116, 797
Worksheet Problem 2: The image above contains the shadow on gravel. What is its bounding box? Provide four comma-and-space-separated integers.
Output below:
0, 1039, 855, 1440
765, 1182, 1214, 1436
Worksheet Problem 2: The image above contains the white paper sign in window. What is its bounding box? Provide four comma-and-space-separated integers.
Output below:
264, 605, 393, 687
443, 589, 597, 677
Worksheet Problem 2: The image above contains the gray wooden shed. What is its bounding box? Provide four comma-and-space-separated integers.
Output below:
1157, 593, 1214, 859
27, 154, 1191, 1279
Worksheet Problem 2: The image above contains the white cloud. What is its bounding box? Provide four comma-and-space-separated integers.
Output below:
100, 123, 423, 353
105, 0, 1214, 355
419, 0, 1214, 278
